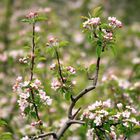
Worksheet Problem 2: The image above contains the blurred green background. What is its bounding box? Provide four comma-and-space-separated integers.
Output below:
0, 0, 140, 139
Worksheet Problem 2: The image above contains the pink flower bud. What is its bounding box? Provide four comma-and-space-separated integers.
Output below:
26, 11, 38, 19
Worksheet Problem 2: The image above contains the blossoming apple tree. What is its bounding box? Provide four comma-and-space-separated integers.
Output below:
12, 7, 140, 140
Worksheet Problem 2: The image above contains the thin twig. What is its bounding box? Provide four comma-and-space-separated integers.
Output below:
54, 48, 65, 83
72, 107, 81, 119
32, 132, 57, 140
30, 22, 43, 134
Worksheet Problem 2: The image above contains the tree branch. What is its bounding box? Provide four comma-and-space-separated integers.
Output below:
68, 57, 101, 119
30, 22, 43, 134
55, 56, 101, 139
57, 119, 85, 139
32, 132, 57, 140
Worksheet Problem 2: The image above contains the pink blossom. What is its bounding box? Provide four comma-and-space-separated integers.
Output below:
0, 53, 7, 62
110, 131, 117, 140
103, 31, 113, 40
34, 79, 41, 86
16, 76, 23, 82
83, 17, 100, 28
39, 90, 52, 105
108, 17, 122, 28
89, 17, 100, 26
47, 36, 59, 47
51, 79, 61, 90
117, 103, 123, 109
26, 11, 38, 19
66, 66, 76, 74
17, 98, 29, 112
50, 63, 56, 70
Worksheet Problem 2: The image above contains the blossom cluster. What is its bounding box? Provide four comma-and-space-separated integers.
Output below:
81, 100, 139, 139
108, 17, 122, 28
83, 17, 100, 29
102, 29, 113, 40
83, 16, 122, 29
31, 120, 42, 126
83, 16, 122, 42
46, 36, 59, 47
19, 57, 28, 64
13, 76, 52, 115
26, 11, 38, 19
21, 136, 29, 140
50, 64, 76, 92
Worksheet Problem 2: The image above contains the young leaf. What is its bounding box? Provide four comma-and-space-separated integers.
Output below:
109, 45, 117, 56
30, 111, 37, 119
59, 41, 69, 48
80, 16, 88, 20
96, 46, 102, 57
88, 64, 95, 73
21, 18, 31, 23
0, 119, 7, 126
0, 132, 13, 140
100, 23, 111, 29
35, 16, 47, 22
21, 18, 34, 24
64, 92, 71, 100
92, 6, 103, 17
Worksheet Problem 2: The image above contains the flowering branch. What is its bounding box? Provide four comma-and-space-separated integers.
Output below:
18, 10, 139, 140
29, 22, 43, 134
54, 48, 65, 83
68, 56, 101, 120
55, 56, 101, 140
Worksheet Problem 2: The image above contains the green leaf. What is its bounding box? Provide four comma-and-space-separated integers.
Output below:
97, 40, 102, 46
21, 18, 34, 24
0, 132, 13, 140
0, 119, 7, 126
46, 47, 55, 57
109, 45, 117, 56
88, 64, 95, 72
23, 45, 30, 51
100, 23, 111, 29
35, 16, 47, 22
35, 36, 40, 44
96, 46, 102, 57
86, 32, 93, 43
64, 92, 71, 100
92, 6, 103, 17
24, 106, 30, 114
38, 56, 46, 61
30, 111, 37, 119
81, 16, 88, 20
21, 18, 31, 23
59, 41, 69, 48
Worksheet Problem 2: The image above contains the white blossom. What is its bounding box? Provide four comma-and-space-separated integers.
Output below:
17, 98, 29, 112
51, 79, 61, 90
122, 111, 131, 118
117, 103, 123, 109
86, 128, 94, 137
20, 136, 29, 140
94, 116, 102, 126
